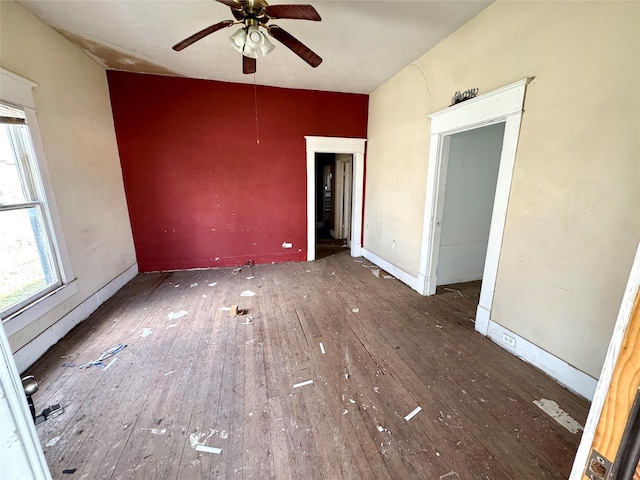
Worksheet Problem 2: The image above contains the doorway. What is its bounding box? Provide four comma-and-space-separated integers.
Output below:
314, 153, 354, 259
305, 136, 366, 262
417, 78, 531, 336
435, 123, 505, 286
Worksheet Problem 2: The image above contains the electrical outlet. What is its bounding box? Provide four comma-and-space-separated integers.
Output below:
502, 333, 516, 348
282, 242, 292, 249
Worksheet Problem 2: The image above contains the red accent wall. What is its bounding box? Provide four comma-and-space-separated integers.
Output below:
107, 71, 368, 272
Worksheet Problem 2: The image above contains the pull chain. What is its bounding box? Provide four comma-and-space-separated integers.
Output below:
253, 74, 260, 144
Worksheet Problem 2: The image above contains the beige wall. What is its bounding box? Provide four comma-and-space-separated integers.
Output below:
365, 1, 639, 378
0, 1, 136, 352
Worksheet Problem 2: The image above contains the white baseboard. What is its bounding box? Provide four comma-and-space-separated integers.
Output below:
475, 305, 490, 336
361, 248, 420, 292
359, 249, 596, 400
14, 263, 138, 373
485, 320, 597, 400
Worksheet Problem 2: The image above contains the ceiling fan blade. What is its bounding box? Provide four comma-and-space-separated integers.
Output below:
172, 20, 234, 51
268, 25, 322, 67
243, 56, 257, 74
265, 4, 321, 21
214, 0, 242, 9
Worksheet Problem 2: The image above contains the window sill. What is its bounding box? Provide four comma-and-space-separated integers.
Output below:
2, 280, 78, 338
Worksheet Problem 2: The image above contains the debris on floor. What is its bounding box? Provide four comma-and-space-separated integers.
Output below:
190, 283, 198, 288
371, 269, 380, 278
443, 287, 464, 297
230, 305, 239, 316
240, 290, 257, 297
140, 328, 152, 338
36, 404, 65, 425
404, 406, 422, 421
293, 379, 313, 389
319, 343, 326, 354
189, 429, 222, 454
246, 276, 255, 280
351, 308, 360, 313
439, 472, 459, 480
46, 436, 61, 447
79, 344, 127, 369
167, 310, 188, 320
242, 317, 253, 325
208, 282, 217, 287
533, 398, 583, 434
103, 358, 118, 371
196, 445, 222, 454
232, 267, 241, 275
62, 469, 77, 474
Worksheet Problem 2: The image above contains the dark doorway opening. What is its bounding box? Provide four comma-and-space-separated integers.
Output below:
315, 153, 347, 259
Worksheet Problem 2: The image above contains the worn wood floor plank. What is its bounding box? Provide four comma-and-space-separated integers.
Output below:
25, 251, 590, 480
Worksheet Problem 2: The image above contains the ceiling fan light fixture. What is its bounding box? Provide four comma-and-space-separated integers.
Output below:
229, 27, 248, 53
176, 1, 322, 73
229, 25, 274, 59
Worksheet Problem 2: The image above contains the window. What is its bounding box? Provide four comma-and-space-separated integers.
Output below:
0, 104, 62, 317
0, 68, 75, 332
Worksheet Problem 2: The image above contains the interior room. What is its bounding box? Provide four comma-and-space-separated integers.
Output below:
1, 1, 638, 479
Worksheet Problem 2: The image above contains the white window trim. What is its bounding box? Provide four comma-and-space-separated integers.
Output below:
1, 68, 76, 335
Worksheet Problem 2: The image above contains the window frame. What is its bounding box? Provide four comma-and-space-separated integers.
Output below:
1, 68, 76, 337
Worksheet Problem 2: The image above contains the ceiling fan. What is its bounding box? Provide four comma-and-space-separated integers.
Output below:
172, 0, 322, 74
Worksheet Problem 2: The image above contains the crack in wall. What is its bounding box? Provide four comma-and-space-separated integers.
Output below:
410, 64, 433, 113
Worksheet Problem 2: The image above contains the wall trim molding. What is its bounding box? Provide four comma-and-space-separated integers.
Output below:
361, 248, 420, 292
3, 281, 78, 338
14, 263, 138, 373
486, 319, 597, 401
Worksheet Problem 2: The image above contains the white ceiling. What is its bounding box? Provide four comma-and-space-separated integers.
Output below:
17, 0, 492, 94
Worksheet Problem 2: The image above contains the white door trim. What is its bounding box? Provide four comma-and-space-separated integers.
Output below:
0, 321, 52, 479
305, 137, 366, 261
417, 78, 531, 337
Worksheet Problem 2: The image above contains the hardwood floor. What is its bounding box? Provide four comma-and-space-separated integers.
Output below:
27, 250, 590, 479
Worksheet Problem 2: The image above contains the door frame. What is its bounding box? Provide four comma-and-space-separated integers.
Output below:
417, 78, 531, 336
0, 321, 52, 479
305, 137, 366, 261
